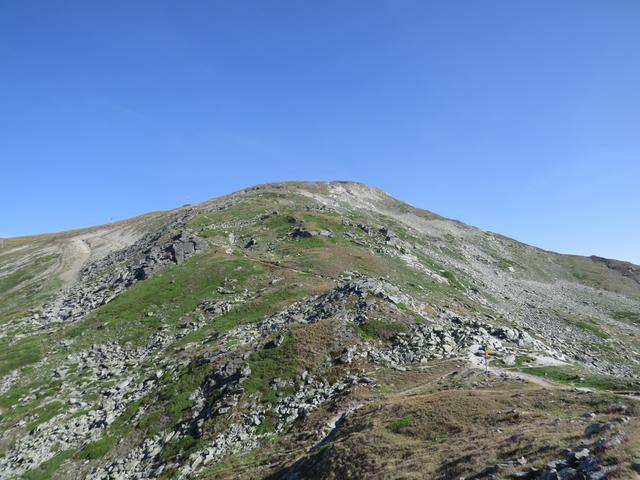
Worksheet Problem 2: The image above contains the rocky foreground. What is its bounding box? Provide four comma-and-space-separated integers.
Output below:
0, 181, 638, 479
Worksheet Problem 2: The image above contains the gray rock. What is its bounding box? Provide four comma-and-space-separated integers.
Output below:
557, 467, 578, 479
379, 227, 397, 243
584, 422, 613, 437
573, 448, 590, 460
511, 469, 538, 479
594, 434, 622, 451
338, 347, 356, 365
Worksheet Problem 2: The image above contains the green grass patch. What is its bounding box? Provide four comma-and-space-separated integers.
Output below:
245, 335, 299, 403
0, 253, 58, 294
26, 401, 64, 431
0, 278, 63, 326
612, 309, 640, 323
161, 363, 213, 425
291, 236, 327, 249
0, 370, 69, 427
396, 302, 426, 322
22, 449, 75, 480
513, 354, 535, 367
299, 212, 347, 234
161, 434, 198, 462
196, 226, 228, 239
76, 436, 116, 460
63, 253, 263, 347
354, 318, 406, 341
556, 311, 610, 339
439, 245, 465, 260
442, 270, 465, 290
109, 397, 144, 436
575, 320, 609, 339
177, 283, 311, 345
389, 415, 414, 433
265, 213, 298, 235
189, 191, 311, 229
0, 246, 65, 321
0, 336, 44, 376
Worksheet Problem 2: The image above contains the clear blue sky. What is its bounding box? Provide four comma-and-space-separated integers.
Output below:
1, 1, 639, 263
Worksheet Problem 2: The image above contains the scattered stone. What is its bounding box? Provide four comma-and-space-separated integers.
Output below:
338, 347, 356, 365
584, 422, 613, 437
290, 227, 333, 239
594, 434, 622, 451
573, 448, 590, 460
607, 404, 628, 414
503, 354, 517, 366
379, 227, 397, 244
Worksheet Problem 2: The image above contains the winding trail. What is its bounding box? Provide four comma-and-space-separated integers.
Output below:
58, 238, 91, 284
466, 349, 560, 389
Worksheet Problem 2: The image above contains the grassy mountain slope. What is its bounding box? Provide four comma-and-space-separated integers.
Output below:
0, 181, 638, 479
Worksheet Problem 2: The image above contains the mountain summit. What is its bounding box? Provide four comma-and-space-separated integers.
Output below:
1, 181, 639, 479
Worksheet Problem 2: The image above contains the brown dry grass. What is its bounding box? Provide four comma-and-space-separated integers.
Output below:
246, 368, 640, 480
293, 318, 355, 371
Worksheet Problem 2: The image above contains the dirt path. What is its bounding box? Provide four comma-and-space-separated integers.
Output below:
57, 226, 140, 284
488, 365, 560, 388
466, 346, 562, 389
58, 238, 91, 284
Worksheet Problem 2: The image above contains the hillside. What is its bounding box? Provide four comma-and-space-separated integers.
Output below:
0, 181, 639, 480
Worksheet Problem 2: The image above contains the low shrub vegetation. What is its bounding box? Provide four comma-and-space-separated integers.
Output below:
389, 415, 414, 433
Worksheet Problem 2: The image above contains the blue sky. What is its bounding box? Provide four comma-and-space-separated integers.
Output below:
1, 1, 639, 263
